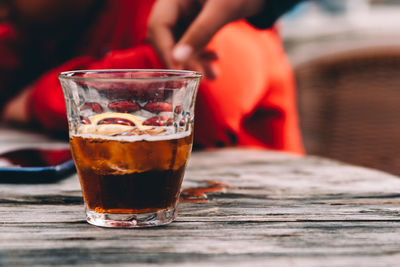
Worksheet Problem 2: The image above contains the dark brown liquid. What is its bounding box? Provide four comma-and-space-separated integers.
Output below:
70, 133, 192, 214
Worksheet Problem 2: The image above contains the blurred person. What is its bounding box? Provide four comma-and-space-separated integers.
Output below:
148, 0, 303, 72
148, 0, 304, 153
0, 0, 303, 154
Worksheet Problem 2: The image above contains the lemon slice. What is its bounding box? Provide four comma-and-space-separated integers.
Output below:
89, 112, 151, 130
79, 112, 152, 135
79, 124, 97, 134
80, 124, 136, 136
95, 124, 135, 136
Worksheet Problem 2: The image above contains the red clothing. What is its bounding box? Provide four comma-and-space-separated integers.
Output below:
0, 0, 303, 154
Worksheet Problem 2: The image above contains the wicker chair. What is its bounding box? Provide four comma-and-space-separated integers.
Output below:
295, 47, 400, 176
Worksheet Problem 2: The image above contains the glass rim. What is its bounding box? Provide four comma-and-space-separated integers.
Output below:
58, 69, 202, 82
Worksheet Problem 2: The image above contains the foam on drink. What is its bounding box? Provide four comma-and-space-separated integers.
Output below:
73, 126, 191, 142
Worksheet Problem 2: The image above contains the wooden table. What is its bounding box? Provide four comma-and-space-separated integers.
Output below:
1, 128, 400, 266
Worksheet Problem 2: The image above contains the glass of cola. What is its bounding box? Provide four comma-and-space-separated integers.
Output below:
59, 69, 201, 228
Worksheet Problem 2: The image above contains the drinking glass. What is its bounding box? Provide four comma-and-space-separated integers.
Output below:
59, 69, 201, 228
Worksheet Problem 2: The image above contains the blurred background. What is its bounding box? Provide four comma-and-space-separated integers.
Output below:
280, 0, 400, 176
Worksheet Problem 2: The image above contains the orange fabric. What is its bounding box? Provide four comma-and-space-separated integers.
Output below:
0, 0, 304, 154
196, 21, 303, 153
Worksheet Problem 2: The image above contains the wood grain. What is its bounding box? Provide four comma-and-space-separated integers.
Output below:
1, 128, 400, 266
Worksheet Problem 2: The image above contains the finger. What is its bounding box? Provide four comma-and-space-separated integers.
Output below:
198, 50, 218, 79
147, 0, 179, 68
182, 50, 218, 80
200, 60, 218, 80
172, 0, 240, 63
149, 25, 175, 68
199, 50, 218, 61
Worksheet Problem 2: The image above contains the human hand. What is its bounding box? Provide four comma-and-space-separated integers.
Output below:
148, 0, 265, 78
1, 86, 31, 124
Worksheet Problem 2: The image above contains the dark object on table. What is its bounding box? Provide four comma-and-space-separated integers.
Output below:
295, 46, 400, 176
0, 148, 75, 183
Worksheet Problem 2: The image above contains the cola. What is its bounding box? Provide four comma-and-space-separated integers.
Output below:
70, 132, 193, 214
59, 69, 201, 227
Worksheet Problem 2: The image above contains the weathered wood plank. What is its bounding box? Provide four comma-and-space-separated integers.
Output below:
1, 127, 400, 266
2, 220, 400, 266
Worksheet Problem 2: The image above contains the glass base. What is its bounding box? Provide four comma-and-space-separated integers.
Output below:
85, 206, 177, 228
